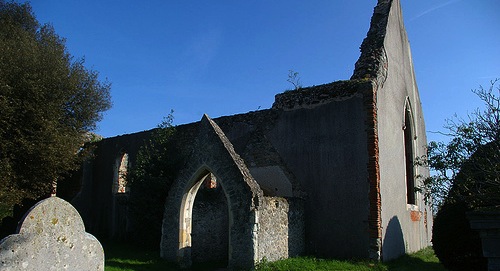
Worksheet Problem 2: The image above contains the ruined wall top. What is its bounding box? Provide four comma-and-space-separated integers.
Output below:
351, 0, 394, 88
272, 79, 373, 111
273, 0, 398, 111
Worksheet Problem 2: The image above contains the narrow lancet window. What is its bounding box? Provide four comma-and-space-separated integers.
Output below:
113, 153, 129, 194
404, 107, 416, 205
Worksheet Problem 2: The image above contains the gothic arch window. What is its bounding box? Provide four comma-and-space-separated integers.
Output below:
113, 152, 129, 194
404, 101, 416, 205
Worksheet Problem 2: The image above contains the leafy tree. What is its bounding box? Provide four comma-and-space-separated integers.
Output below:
0, 1, 111, 214
128, 111, 183, 248
420, 80, 499, 271
418, 79, 500, 210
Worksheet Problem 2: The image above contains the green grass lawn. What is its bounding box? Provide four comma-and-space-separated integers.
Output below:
256, 248, 447, 271
103, 242, 177, 271
385, 247, 447, 271
255, 257, 387, 271
103, 242, 447, 271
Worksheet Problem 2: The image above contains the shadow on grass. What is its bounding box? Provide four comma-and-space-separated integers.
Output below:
386, 248, 447, 271
103, 241, 447, 271
103, 241, 178, 271
103, 241, 229, 271
105, 259, 176, 271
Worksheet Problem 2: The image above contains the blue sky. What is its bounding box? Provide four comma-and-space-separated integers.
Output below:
27, 0, 500, 143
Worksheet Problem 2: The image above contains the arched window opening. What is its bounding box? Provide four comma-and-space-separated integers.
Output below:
113, 153, 129, 194
404, 106, 416, 205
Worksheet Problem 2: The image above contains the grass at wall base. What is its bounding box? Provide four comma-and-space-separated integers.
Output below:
103, 241, 447, 271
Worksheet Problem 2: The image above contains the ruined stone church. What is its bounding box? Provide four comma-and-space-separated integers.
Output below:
70, 0, 433, 269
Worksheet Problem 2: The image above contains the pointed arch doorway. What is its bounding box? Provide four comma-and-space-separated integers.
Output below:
179, 169, 229, 268
162, 114, 263, 269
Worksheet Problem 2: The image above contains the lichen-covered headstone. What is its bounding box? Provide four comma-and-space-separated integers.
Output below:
0, 197, 104, 271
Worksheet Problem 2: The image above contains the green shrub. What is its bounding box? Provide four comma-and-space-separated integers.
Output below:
127, 112, 183, 248
432, 200, 487, 271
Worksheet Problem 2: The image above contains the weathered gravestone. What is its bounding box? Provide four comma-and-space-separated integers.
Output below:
468, 210, 500, 271
0, 197, 104, 271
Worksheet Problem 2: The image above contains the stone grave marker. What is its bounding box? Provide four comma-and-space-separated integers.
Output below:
0, 197, 104, 270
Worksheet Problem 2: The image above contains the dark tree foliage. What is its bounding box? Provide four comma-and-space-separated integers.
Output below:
423, 80, 499, 270
0, 1, 111, 213
128, 112, 183, 248
432, 200, 487, 271
418, 79, 500, 210
432, 142, 498, 271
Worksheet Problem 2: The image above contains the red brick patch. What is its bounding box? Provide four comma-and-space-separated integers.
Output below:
411, 210, 422, 222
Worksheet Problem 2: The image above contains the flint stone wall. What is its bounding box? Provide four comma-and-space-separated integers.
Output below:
258, 197, 304, 262
0, 197, 104, 271
191, 185, 229, 264
161, 115, 263, 270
